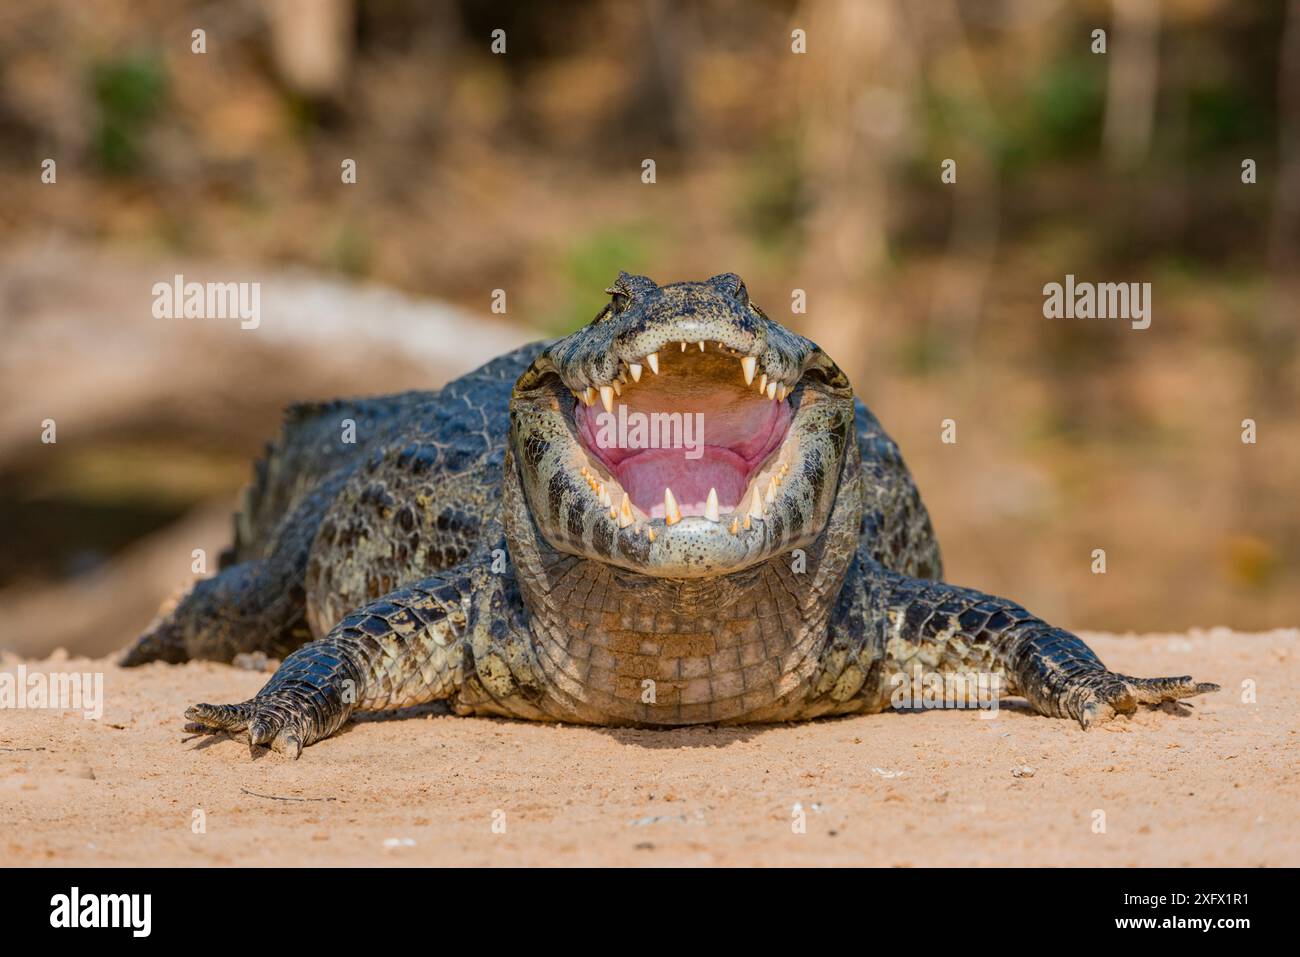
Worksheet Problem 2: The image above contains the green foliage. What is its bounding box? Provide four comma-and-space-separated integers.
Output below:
546, 226, 657, 334
911, 57, 1104, 178
1186, 82, 1271, 155
90, 53, 168, 173
897, 325, 958, 377
1023, 58, 1105, 160
735, 136, 806, 259
918, 86, 1007, 159
283, 90, 323, 140
329, 222, 372, 277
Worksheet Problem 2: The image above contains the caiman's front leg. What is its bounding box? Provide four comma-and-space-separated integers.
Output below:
815, 551, 1218, 726
184, 554, 542, 757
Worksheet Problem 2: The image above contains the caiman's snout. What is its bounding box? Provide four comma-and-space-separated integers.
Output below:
507, 272, 857, 577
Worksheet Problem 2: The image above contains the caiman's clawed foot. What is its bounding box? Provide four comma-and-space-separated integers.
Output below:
864, 569, 1221, 731
1063, 672, 1220, 729
185, 696, 309, 759
183, 575, 483, 758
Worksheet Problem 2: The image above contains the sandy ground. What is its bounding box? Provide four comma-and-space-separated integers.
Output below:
1, 628, 1297, 867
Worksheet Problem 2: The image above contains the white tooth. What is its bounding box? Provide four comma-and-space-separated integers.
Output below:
698, 341, 705, 352
765, 476, 777, 505
618, 370, 627, 384
704, 488, 719, 522
729, 517, 739, 535
582, 387, 595, 406
612, 379, 622, 396
618, 494, 634, 528
758, 373, 768, 394
748, 487, 764, 519
628, 362, 643, 382
645, 353, 659, 375
740, 356, 757, 385
766, 380, 777, 400
599, 385, 615, 413
680, 341, 687, 352
776, 383, 788, 401
664, 487, 681, 525
599, 485, 611, 508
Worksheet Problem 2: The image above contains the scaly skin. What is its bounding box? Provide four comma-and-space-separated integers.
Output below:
123, 272, 1217, 757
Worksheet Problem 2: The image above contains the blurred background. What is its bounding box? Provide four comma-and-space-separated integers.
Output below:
1, 0, 1296, 659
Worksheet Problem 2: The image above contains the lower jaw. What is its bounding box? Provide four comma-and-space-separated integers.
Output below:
576, 408, 792, 521
612, 447, 757, 518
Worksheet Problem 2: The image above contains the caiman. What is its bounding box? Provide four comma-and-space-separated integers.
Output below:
121, 272, 1217, 757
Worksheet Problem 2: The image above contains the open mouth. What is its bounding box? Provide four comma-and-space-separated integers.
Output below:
568, 342, 797, 532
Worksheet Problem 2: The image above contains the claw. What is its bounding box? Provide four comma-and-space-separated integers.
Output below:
272, 731, 304, 760
186, 699, 308, 757
1078, 699, 1104, 730
1073, 673, 1218, 729
1128, 675, 1220, 704
1110, 687, 1138, 715
186, 702, 251, 732
248, 715, 280, 747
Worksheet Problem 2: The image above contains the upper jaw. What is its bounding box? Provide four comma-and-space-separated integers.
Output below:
565, 338, 800, 413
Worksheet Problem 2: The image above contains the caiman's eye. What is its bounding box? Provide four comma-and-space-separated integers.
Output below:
600, 286, 631, 320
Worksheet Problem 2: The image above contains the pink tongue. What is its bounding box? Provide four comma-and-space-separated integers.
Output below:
615, 447, 750, 516
574, 389, 793, 517
577, 397, 788, 467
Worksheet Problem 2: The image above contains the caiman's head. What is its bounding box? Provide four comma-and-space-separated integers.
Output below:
507, 272, 857, 578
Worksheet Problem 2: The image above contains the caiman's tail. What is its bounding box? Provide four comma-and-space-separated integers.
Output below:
119, 561, 309, 666
120, 613, 189, 666
120, 585, 198, 666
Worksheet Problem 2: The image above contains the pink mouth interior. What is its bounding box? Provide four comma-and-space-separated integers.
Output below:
574, 352, 792, 517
